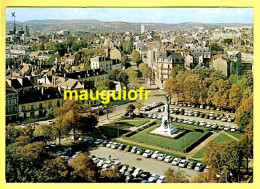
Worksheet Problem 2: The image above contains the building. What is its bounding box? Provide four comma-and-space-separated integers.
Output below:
141, 25, 145, 34
211, 55, 228, 77
91, 56, 113, 73
18, 87, 62, 120
6, 82, 19, 123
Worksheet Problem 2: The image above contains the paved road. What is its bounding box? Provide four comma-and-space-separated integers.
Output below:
89, 147, 198, 180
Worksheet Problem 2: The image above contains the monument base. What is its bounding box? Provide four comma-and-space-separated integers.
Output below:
150, 124, 179, 137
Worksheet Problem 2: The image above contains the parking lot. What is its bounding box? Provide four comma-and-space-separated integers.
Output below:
89, 147, 199, 180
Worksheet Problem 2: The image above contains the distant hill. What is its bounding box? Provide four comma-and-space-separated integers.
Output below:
6, 19, 253, 34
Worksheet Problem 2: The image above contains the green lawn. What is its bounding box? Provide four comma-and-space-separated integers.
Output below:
213, 133, 235, 143
226, 131, 243, 140
98, 125, 130, 139
115, 119, 150, 127
127, 123, 206, 152
192, 133, 235, 159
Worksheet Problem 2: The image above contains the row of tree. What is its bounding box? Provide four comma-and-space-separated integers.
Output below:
164, 69, 253, 131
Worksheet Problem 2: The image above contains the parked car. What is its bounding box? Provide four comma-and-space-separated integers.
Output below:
151, 151, 160, 159
172, 158, 181, 166
199, 121, 206, 126
94, 139, 103, 145
187, 161, 197, 169
179, 159, 188, 168
47, 120, 53, 124
131, 146, 138, 153
157, 153, 166, 161
132, 168, 143, 177
188, 119, 195, 124
148, 174, 160, 183
177, 119, 184, 123
92, 157, 101, 164
136, 148, 145, 155
119, 164, 129, 174
111, 142, 119, 149
230, 127, 236, 132
124, 166, 136, 176
111, 161, 122, 169
143, 150, 153, 158
183, 119, 189, 124
224, 126, 230, 131
156, 176, 165, 183
124, 145, 132, 152
221, 117, 228, 122
140, 172, 151, 180
164, 155, 174, 163
195, 163, 204, 172
97, 159, 105, 167
102, 140, 109, 147
106, 142, 113, 148
118, 144, 126, 150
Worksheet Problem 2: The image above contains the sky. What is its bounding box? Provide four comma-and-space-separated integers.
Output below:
6, 7, 253, 24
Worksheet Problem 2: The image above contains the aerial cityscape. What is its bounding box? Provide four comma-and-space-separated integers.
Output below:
5, 8, 253, 183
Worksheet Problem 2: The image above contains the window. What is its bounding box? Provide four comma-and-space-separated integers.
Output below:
57, 100, 60, 107
39, 103, 42, 109
31, 105, 34, 110
22, 106, 25, 111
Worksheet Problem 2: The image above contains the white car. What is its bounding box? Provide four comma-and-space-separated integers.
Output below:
164, 155, 174, 163
21, 124, 27, 128
97, 160, 105, 167
131, 146, 138, 153
106, 142, 113, 148
183, 119, 189, 124
148, 174, 160, 183
199, 121, 206, 126
151, 151, 160, 159
140, 107, 146, 111
157, 153, 166, 161
47, 120, 53, 124
143, 150, 153, 158
156, 176, 165, 183
179, 160, 188, 168
188, 119, 194, 124
195, 163, 204, 172
111, 142, 119, 149
230, 127, 236, 132
111, 161, 122, 169
119, 165, 128, 174
206, 123, 212, 128
132, 168, 143, 177
224, 126, 230, 131
172, 158, 181, 166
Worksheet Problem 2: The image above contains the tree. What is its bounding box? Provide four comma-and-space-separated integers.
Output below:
164, 168, 189, 183
109, 69, 120, 81
239, 133, 253, 174
117, 71, 128, 84
69, 153, 98, 182
203, 141, 244, 182
17, 141, 44, 160
120, 41, 133, 54
138, 63, 152, 82
208, 79, 231, 108
131, 50, 141, 63
103, 102, 115, 120
237, 111, 252, 131
228, 84, 243, 109
54, 100, 98, 143
183, 74, 201, 104
99, 167, 125, 182
121, 55, 128, 67
191, 169, 218, 183
125, 104, 135, 113
96, 79, 115, 91
43, 156, 71, 182
236, 94, 253, 128
33, 124, 57, 142
171, 64, 184, 78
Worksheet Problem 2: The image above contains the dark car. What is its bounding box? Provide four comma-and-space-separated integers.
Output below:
140, 172, 151, 180
118, 144, 126, 150
187, 161, 197, 169
102, 140, 109, 147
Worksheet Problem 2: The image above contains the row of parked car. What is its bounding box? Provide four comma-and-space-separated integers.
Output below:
102, 140, 205, 173
139, 102, 164, 111
168, 108, 236, 122
171, 101, 235, 113
91, 156, 165, 183
174, 118, 236, 132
